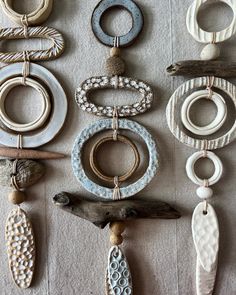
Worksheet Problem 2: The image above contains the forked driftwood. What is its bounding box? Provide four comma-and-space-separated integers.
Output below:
53, 192, 181, 229
166, 60, 236, 77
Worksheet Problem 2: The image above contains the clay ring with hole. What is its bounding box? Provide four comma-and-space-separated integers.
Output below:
186, 151, 223, 186
90, 134, 140, 183
0, 0, 53, 25
0, 63, 67, 148
0, 77, 51, 133
181, 89, 227, 136
72, 118, 158, 200
91, 0, 144, 47
186, 0, 236, 43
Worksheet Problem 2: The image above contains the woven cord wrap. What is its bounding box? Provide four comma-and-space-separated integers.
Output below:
112, 107, 119, 141
113, 176, 121, 200
11, 159, 21, 191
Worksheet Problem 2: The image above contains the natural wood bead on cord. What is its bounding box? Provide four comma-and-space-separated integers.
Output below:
109, 221, 126, 246
8, 190, 25, 205
106, 56, 125, 76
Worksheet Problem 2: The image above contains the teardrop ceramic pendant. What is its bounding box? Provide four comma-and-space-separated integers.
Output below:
192, 202, 219, 273
106, 246, 132, 295
5, 208, 36, 289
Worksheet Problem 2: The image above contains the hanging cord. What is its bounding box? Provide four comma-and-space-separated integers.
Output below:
21, 15, 30, 85
113, 176, 121, 200
21, 14, 29, 39
206, 76, 215, 99
11, 159, 21, 191
211, 32, 216, 44
112, 107, 119, 141
113, 36, 120, 89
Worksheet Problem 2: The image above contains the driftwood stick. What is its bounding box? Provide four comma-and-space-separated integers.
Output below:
53, 192, 181, 229
166, 60, 236, 77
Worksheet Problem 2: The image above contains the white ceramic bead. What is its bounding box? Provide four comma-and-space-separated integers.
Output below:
196, 186, 213, 199
200, 44, 220, 61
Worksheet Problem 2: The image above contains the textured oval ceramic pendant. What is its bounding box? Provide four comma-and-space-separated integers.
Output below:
106, 246, 132, 295
5, 208, 36, 289
192, 202, 219, 272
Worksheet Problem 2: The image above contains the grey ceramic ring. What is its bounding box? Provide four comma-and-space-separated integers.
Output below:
0, 63, 67, 148
91, 0, 144, 47
72, 118, 158, 200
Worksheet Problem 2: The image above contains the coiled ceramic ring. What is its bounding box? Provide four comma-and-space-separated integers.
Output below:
186, 151, 223, 186
0, 77, 51, 133
181, 89, 227, 136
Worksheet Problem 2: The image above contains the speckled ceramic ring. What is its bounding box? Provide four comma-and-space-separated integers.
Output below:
181, 89, 227, 136
186, 151, 223, 186
72, 118, 158, 200
91, 0, 144, 47
0, 77, 51, 133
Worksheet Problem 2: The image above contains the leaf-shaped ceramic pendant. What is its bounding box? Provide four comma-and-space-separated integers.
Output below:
106, 246, 132, 295
192, 202, 219, 273
5, 208, 36, 288
196, 258, 217, 295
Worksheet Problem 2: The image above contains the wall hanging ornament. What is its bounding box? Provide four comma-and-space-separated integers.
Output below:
53, 0, 181, 294
0, 0, 67, 289
166, 1, 236, 294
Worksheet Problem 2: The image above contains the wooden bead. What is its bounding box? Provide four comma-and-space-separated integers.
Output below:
110, 222, 126, 235
8, 191, 26, 205
110, 47, 121, 57
106, 56, 125, 76
110, 233, 123, 246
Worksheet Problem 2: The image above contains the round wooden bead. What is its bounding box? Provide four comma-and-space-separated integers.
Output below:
110, 233, 123, 246
110, 47, 121, 57
200, 44, 220, 61
110, 222, 126, 235
196, 186, 213, 199
8, 190, 25, 205
106, 56, 125, 76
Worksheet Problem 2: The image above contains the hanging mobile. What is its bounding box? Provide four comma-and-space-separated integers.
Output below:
0, 0, 67, 289
166, 1, 236, 294
54, 0, 181, 294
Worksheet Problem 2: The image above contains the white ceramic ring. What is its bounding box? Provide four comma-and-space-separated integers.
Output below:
181, 90, 227, 136
0, 77, 51, 132
0, 0, 53, 25
186, 0, 236, 43
0, 63, 67, 148
186, 151, 223, 186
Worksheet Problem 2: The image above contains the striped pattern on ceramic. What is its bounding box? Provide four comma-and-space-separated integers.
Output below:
166, 76, 236, 150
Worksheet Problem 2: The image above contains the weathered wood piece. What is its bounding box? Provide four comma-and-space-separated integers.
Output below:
53, 192, 181, 229
166, 60, 236, 77
0, 148, 65, 160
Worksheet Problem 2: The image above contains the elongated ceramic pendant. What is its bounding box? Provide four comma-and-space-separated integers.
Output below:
5, 208, 36, 289
106, 246, 132, 295
192, 202, 219, 295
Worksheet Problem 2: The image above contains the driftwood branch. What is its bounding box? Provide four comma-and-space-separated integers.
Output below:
53, 192, 181, 229
166, 60, 236, 77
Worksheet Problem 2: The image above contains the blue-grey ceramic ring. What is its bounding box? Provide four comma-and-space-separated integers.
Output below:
91, 0, 144, 47
71, 119, 158, 200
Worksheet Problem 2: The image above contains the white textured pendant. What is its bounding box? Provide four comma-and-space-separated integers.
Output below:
196, 258, 217, 295
192, 202, 219, 272
106, 246, 132, 295
5, 208, 36, 289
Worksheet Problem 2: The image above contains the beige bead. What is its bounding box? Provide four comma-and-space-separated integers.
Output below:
110, 222, 126, 235
110, 233, 123, 246
110, 47, 121, 57
8, 190, 25, 205
106, 56, 125, 76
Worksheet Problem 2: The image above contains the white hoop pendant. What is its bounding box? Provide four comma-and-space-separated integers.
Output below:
181, 90, 227, 136
0, 0, 53, 25
186, 0, 236, 43
166, 76, 236, 150
186, 151, 223, 186
0, 77, 51, 133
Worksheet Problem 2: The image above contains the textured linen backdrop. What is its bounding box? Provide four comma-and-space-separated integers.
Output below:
0, 0, 236, 294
